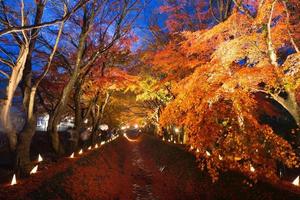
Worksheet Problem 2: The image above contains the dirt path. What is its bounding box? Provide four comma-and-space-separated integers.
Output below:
1, 133, 300, 200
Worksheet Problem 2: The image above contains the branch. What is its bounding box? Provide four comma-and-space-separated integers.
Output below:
232, 0, 254, 19
0, 69, 10, 78
0, 0, 90, 37
283, 1, 299, 53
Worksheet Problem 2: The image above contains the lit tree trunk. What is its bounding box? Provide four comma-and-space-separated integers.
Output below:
266, 0, 278, 67
1, 45, 29, 151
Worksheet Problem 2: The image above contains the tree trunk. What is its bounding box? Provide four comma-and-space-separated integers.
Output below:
15, 115, 37, 177
1, 45, 29, 151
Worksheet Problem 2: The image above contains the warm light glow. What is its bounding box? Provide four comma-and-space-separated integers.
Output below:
38, 154, 43, 162
88, 146, 92, 150
174, 128, 180, 133
292, 176, 299, 186
196, 148, 200, 153
134, 124, 139, 129
78, 149, 83, 154
121, 126, 126, 130
162, 138, 165, 141
250, 164, 255, 172
206, 151, 211, 156
84, 119, 88, 124
219, 155, 223, 160
124, 133, 138, 142
30, 165, 38, 174
95, 144, 99, 148
174, 141, 176, 144
168, 139, 171, 142
190, 146, 194, 150
10, 174, 17, 186
70, 153, 74, 158
101, 141, 105, 145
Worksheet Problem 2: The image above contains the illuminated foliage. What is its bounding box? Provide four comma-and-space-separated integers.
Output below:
154, 0, 300, 182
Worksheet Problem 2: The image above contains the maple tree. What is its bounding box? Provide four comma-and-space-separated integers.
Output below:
149, 0, 300, 182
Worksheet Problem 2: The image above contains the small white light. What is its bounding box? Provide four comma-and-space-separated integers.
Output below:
218, 155, 223, 160
162, 138, 165, 141
84, 119, 88, 124
190, 146, 194, 150
88, 146, 92, 150
196, 149, 200, 153
134, 124, 139, 129
10, 174, 17, 186
101, 141, 105, 145
70, 153, 74, 158
30, 165, 38, 174
250, 164, 255, 172
174, 128, 180, 133
38, 154, 43, 162
292, 176, 299, 186
95, 144, 99, 148
78, 149, 83, 154
206, 151, 211, 156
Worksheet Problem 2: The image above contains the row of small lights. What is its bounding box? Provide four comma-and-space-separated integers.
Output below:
10, 135, 120, 186
160, 128, 300, 187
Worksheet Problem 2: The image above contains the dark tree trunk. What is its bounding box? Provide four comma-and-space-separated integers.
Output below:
15, 115, 37, 177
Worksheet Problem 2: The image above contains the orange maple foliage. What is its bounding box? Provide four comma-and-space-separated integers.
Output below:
154, 0, 300, 182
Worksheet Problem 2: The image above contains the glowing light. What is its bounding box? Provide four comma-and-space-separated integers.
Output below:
250, 164, 255, 172
88, 146, 92, 150
219, 155, 223, 160
95, 144, 99, 148
174, 141, 176, 144
174, 128, 180, 133
124, 133, 139, 142
78, 149, 83, 154
206, 151, 211, 156
30, 165, 38, 174
99, 124, 109, 131
84, 119, 88, 124
10, 174, 17, 186
101, 141, 105, 145
190, 146, 194, 150
134, 124, 139, 129
38, 154, 43, 162
292, 176, 299, 186
162, 138, 165, 141
121, 126, 126, 130
69, 153, 74, 158
168, 139, 171, 142
196, 148, 200, 153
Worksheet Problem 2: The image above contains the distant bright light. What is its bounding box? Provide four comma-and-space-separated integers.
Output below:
10, 174, 17, 186
121, 126, 126, 130
168, 139, 171, 142
99, 124, 109, 131
134, 124, 139, 129
101, 141, 105, 145
95, 144, 99, 148
196, 148, 200, 153
78, 149, 83, 154
219, 155, 223, 160
30, 165, 38, 174
84, 119, 88, 124
292, 176, 299, 186
88, 146, 92, 150
174, 128, 180, 133
250, 164, 255, 172
38, 154, 43, 162
206, 151, 211, 156
162, 138, 165, 141
69, 153, 74, 158
190, 146, 194, 150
